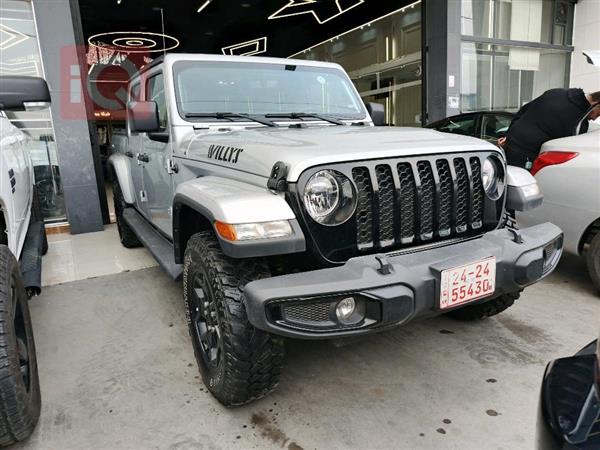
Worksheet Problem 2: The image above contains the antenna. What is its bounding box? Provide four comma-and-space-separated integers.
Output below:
160, 8, 166, 57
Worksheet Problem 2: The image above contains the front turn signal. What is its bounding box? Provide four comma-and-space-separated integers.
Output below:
214, 220, 293, 242
214, 221, 237, 241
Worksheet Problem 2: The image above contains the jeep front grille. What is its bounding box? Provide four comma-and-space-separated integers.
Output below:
295, 151, 504, 264
351, 156, 485, 249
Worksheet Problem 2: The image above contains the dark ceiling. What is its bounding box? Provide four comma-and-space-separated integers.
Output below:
78, 0, 414, 58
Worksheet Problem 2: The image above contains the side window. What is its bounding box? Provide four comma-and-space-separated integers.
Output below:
147, 73, 168, 131
482, 115, 512, 140
130, 83, 141, 102
437, 116, 476, 137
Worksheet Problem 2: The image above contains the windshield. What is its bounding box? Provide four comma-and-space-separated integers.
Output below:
173, 61, 366, 121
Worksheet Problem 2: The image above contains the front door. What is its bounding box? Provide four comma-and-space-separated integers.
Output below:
142, 71, 173, 236
126, 82, 147, 217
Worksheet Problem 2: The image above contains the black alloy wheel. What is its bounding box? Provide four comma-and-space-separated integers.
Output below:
13, 277, 31, 392
188, 271, 223, 371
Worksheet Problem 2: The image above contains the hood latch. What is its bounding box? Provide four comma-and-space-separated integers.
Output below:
267, 161, 289, 192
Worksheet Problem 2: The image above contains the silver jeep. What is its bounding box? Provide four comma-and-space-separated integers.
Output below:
110, 53, 563, 406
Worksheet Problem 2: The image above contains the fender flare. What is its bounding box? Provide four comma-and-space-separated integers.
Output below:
172, 176, 305, 261
108, 153, 136, 205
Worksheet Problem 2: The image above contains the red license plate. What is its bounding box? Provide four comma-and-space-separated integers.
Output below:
440, 257, 496, 309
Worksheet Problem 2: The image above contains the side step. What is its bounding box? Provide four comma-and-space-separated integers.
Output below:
123, 208, 182, 280
20, 220, 45, 296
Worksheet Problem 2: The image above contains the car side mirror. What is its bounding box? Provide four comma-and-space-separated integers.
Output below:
365, 102, 385, 126
127, 101, 160, 133
0, 76, 50, 111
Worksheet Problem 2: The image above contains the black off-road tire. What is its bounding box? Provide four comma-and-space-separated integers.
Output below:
183, 231, 284, 406
586, 233, 600, 293
31, 186, 48, 256
0, 245, 41, 446
447, 292, 520, 321
112, 179, 141, 248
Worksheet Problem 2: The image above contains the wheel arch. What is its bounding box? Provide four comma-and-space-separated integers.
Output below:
172, 177, 305, 263
172, 196, 214, 264
0, 202, 7, 246
579, 217, 600, 255
108, 153, 136, 205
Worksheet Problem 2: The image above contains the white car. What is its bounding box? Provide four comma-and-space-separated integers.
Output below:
519, 52, 600, 292
519, 121, 600, 291
0, 76, 50, 446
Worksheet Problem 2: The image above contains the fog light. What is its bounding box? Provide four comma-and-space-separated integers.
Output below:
336, 297, 356, 322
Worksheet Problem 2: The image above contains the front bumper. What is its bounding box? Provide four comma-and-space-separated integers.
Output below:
244, 222, 563, 339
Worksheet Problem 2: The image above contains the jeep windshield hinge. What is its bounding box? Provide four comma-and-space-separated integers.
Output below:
166, 158, 179, 174
267, 161, 289, 192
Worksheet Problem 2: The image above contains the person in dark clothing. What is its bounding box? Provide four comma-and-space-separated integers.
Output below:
499, 88, 600, 168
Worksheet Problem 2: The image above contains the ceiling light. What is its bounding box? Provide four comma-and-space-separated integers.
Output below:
288, 1, 421, 58
269, 0, 364, 24
197, 0, 212, 13
88, 31, 180, 53
222, 36, 267, 56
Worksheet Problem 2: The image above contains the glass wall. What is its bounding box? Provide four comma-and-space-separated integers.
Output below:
294, 3, 422, 126
0, 0, 66, 222
461, 43, 570, 111
460, 0, 574, 113
461, 0, 573, 46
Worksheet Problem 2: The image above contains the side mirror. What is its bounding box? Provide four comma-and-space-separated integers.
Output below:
0, 76, 50, 111
365, 102, 385, 126
127, 101, 160, 133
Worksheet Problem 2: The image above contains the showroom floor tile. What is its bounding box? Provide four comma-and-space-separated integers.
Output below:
42, 224, 157, 286
21, 254, 600, 450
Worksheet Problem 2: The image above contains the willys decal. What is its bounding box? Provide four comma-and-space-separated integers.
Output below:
207, 144, 244, 164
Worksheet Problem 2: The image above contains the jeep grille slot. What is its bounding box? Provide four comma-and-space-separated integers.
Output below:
352, 167, 374, 249
397, 163, 416, 243
436, 160, 453, 236
453, 158, 470, 232
375, 165, 395, 246
416, 161, 435, 240
351, 156, 486, 250
470, 157, 484, 229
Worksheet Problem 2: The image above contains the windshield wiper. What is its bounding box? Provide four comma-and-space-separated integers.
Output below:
184, 112, 278, 128
265, 112, 344, 125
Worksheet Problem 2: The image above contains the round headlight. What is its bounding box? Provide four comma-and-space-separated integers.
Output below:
482, 158, 497, 192
482, 156, 505, 199
303, 170, 357, 226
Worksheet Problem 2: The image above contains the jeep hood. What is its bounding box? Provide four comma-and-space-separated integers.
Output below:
183, 125, 499, 182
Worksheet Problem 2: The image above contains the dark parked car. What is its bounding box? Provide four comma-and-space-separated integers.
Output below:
426, 111, 514, 144
537, 338, 600, 449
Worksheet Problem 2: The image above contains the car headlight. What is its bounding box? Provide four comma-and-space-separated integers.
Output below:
482, 156, 505, 199
303, 170, 357, 226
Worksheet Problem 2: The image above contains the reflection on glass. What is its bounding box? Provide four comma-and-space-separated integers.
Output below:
461, 43, 569, 113
295, 3, 423, 126
0, 0, 66, 222
461, 0, 572, 46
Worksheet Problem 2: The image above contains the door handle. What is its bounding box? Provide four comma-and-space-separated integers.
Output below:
137, 153, 150, 163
